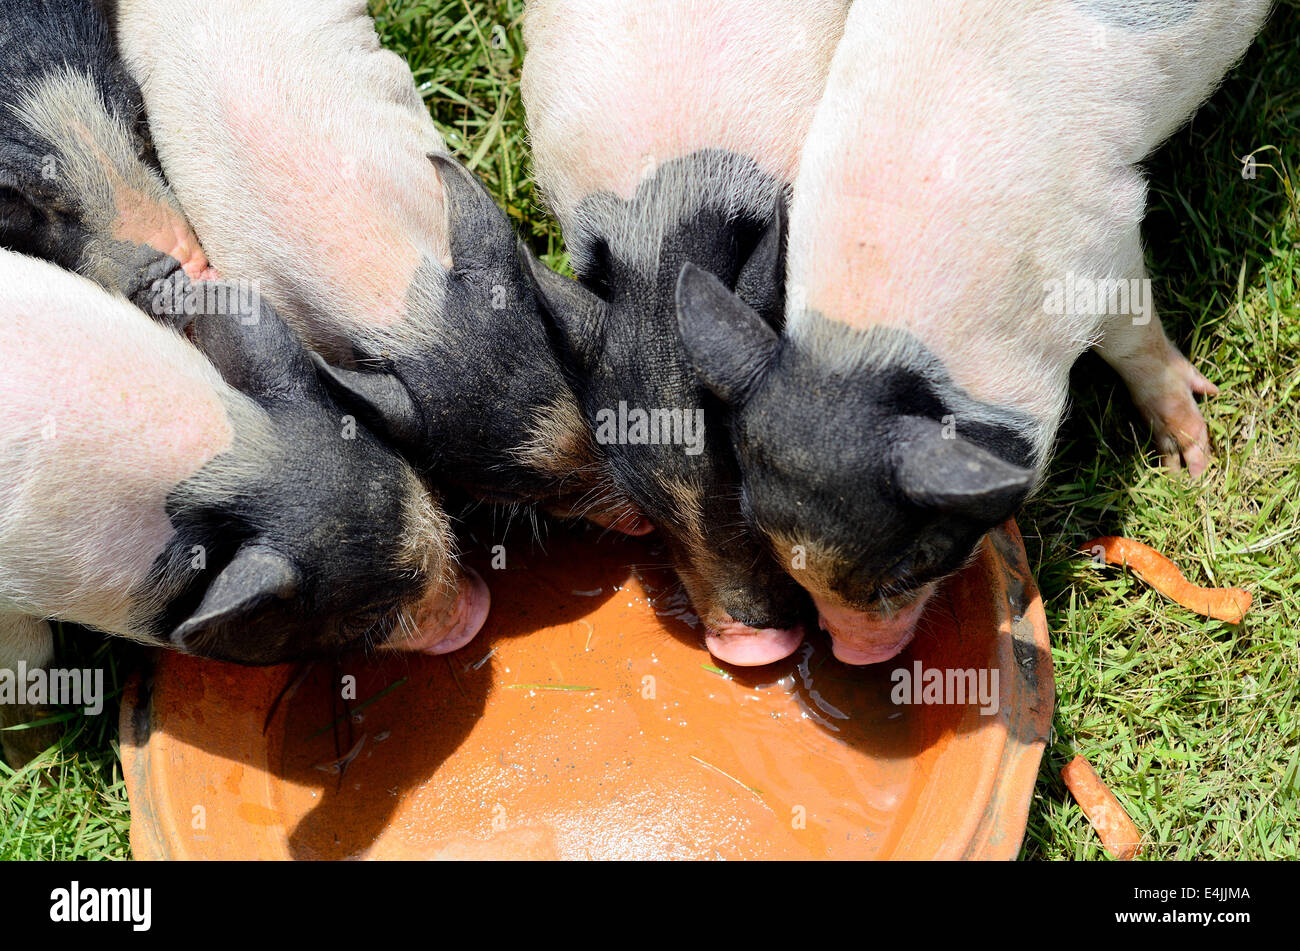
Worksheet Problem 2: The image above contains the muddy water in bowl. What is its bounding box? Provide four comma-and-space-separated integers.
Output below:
122, 523, 1051, 860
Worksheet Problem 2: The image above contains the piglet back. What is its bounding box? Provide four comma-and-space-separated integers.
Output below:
116, 0, 453, 356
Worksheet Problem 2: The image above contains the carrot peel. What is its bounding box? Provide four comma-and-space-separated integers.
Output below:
1081, 536, 1251, 624
1062, 755, 1143, 860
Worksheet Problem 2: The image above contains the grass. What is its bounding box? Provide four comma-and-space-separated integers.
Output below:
2, 0, 1296, 860
1019, 4, 1300, 858
0, 628, 134, 860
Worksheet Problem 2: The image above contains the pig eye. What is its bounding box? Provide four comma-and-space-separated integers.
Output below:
576, 237, 613, 300
340, 599, 402, 641
873, 587, 922, 615
337, 612, 382, 643
880, 563, 939, 603
0, 187, 38, 231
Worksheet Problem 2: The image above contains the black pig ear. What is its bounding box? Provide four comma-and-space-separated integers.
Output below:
430, 153, 515, 268
310, 353, 425, 453
189, 293, 313, 399
520, 242, 606, 372
170, 545, 300, 648
891, 416, 1034, 524
733, 196, 787, 328
676, 263, 780, 406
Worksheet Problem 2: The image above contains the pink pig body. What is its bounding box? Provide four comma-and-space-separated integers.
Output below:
118, 0, 449, 356
0, 251, 237, 639
524, 0, 851, 269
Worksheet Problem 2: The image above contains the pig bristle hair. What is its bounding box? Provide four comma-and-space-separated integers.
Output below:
11, 67, 188, 288
394, 467, 460, 611
511, 394, 598, 482
115, 0, 456, 363
560, 154, 788, 278
0, 250, 275, 644
521, 0, 853, 270
0, 615, 55, 675
785, 0, 1271, 467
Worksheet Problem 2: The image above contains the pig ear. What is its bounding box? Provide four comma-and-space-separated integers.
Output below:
520, 242, 606, 371
170, 546, 300, 648
891, 416, 1034, 524
190, 293, 312, 398
310, 353, 425, 453
430, 152, 515, 268
733, 196, 787, 327
676, 262, 780, 406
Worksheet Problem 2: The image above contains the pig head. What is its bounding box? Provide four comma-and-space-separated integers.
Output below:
157, 286, 484, 665
678, 267, 1036, 664
0, 249, 479, 668
525, 157, 810, 665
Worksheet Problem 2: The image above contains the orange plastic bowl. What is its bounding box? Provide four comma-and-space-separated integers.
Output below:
120, 521, 1052, 860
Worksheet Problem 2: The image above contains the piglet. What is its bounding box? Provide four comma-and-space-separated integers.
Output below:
0, 249, 487, 765
112, 0, 643, 532
520, 0, 853, 665
676, 0, 1272, 663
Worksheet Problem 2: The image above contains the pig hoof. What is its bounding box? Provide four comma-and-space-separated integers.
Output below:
1136, 355, 1217, 479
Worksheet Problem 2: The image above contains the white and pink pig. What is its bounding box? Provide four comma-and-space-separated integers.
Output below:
677, 0, 1272, 663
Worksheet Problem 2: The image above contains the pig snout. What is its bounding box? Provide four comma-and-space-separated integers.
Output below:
704, 618, 806, 667
385, 567, 491, 657
814, 584, 937, 666
670, 543, 809, 667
